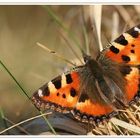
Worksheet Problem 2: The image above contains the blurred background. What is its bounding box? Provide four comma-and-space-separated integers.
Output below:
0, 5, 140, 134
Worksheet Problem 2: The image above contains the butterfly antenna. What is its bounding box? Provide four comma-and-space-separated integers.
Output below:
37, 42, 76, 67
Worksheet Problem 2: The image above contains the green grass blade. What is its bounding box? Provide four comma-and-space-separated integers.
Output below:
0, 108, 10, 134
43, 6, 82, 51
0, 60, 30, 100
40, 111, 56, 135
0, 108, 4, 119
0, 59, 56, 135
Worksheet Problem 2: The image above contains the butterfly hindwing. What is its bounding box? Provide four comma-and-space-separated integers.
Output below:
71, 97, 114, 124
122, 66, 140, 102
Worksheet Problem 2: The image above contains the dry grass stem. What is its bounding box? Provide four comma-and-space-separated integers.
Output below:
115, 5, 135, 27
89, 5, 103, 51
37, 42, 76, 67
112, 12, 119, 41
0, 112, 52, 135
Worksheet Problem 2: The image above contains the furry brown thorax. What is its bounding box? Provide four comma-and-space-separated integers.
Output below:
79, 54, 127, 110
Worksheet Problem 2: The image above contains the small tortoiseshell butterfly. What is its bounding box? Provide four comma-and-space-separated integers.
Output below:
32, 24, 140, 125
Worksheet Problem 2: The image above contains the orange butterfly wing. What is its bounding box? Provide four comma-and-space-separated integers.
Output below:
106, 25, 140, 65
32, 71, 81, 113
105, 25, 140, 102
32, 69, 115, 124
72, 25, 140, 124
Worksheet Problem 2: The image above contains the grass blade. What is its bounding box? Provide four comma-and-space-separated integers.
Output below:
0, 112, 52, 135
89, 5, 103, 51
3, 117, 30, 135
115, 5, 135, 27
37, 42, 76, 66
111, 118, 140, 134
0, 60, 30, 100
111, 12, 119, 41
0, 108, 10, 134
0, 59, 56, 135
81, 7, 90, 55
42, 6, 82, 52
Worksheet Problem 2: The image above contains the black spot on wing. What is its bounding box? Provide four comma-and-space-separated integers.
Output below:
57, 92, 60, 96
110, 45, 119, 54
42, 86, 50, 96
138, 84, 140, 89
70, 88, 77, 97
79, 93, 89, 102
51, 76, 61, 89
130, 50, 135, 53
114, 35, 128, 45
120, 66, 132, 76
121, 55, 130, 63
131, 44, 135, 47
62, 93, 66, 98
127, 27, 139, 38
66, 74, 73, 84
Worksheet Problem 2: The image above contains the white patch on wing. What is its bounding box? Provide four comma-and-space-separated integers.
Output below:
129, 54, 137, 63
61, 73, 67, 87
112, 42, 125, 50
134, 27, 140, 33
38, 89, 43, 97
48, 81, 56, 93
123, 33, 134, 43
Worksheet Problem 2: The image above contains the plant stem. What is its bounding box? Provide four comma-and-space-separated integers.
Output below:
0, 59, 56, 135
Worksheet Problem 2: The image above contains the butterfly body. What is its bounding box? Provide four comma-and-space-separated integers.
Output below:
32, 24, 140, 125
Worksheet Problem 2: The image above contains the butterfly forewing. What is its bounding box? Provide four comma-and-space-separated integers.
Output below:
104, 24, 140, 103
32, 70, 81, 113
105, 24, 140, 65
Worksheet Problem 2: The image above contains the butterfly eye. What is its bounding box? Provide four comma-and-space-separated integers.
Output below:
84, 56, 92, 63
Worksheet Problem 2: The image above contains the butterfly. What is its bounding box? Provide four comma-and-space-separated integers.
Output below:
32, 24, 140, 125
